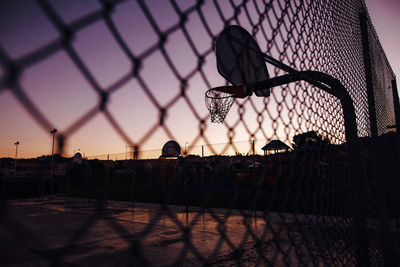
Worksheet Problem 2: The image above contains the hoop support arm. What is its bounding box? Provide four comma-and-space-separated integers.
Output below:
247, 71, 357, 142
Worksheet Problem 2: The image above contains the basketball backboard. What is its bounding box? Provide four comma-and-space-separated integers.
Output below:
216, 25, 270, 97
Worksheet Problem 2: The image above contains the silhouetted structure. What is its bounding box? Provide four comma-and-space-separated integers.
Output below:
261, 140, 291, 155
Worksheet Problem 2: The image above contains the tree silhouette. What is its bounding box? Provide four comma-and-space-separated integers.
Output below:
292, 131, 330, 150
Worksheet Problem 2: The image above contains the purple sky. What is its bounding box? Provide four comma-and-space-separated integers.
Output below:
0, 0, 399, 159
365, 0, 400, 80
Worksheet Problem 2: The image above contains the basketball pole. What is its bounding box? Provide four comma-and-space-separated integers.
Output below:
213, 26, 369, 266
246, 70, 369, 267
213, 65, 368, 265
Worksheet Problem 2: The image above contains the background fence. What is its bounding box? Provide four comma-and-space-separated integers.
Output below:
1, 0, 399, 266
85, 139, 292, 160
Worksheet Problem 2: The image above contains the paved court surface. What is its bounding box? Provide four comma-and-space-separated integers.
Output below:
1, 196, 392, 266
1, 197, 280, 266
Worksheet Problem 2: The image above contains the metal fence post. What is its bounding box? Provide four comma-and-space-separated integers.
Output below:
392, 79, 400, 134
360, 10, 397, 266
131, 169, 135, 222
184, 161, 189, 214
85, 162, 89, 202
106, 167, 109, 204
202, 157, 205, 229
360, 10, 378, 138
50, 129, 57, 194
2, 178, 6, 201
67, 172, 70, 196
42, 176, 45, 196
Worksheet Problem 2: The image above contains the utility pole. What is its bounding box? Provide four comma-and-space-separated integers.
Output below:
14, 141, 19, 177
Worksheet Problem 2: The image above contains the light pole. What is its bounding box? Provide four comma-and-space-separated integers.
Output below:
14, 141, 19, 177
184, 142, 188, 156
50, 128, 57, 193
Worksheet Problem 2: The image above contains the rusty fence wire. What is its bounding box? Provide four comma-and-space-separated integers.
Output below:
1, 0, 399, 265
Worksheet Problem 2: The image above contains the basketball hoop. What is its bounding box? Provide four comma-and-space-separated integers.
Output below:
205, 88, 236, 123
205, 85, 247, 123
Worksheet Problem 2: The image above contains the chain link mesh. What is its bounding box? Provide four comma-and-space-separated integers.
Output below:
1, 0, 399, 265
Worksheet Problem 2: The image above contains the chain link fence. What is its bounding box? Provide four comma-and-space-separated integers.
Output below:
1, 0, 399, 265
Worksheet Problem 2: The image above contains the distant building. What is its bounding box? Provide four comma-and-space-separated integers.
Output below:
160, 140, 181, 158
261, 140, 291, 155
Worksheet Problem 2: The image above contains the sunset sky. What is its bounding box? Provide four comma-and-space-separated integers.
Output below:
0, 0, 399, 159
